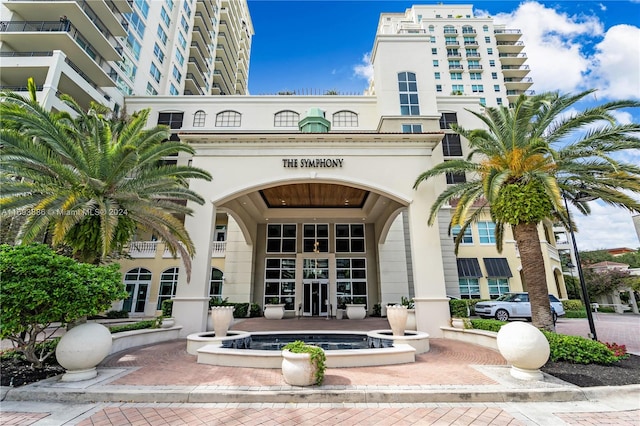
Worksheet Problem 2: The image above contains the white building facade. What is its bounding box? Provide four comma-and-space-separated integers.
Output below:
121, 4, 565, 338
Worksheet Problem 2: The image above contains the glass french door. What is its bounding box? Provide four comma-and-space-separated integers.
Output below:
123, 268, 151, 315
302, 258, 329, 316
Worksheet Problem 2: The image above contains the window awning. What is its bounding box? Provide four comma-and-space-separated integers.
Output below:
483, 258, 513, 278
457, 258, 482, 278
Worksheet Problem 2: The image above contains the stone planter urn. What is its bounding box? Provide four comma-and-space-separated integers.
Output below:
386, 305, 408, 336
264, 303, 285, 320
451, 318, 468, 329
336, 309, 345, 320
210, 306, 235, 337
161, 317, 175, 328
55, 322, 112, 382
497, 322, 550, 381
345, 304, 366, 320
281, 343, 325, 387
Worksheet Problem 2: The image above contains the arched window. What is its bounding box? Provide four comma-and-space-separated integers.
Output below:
210, 268, 223, 299
483, 25, 489, 32
274, 110, 299, 127
215, 110, 241, 127
443, 25, 456, 34
157, 267, 179, 310
123, 268, 152, 314
462, 25, 475, 34
397, 72, 420, 116
193, 110, 206, 127
332, 111, 358, 127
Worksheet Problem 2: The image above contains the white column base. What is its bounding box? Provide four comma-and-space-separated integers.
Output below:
510, 366, 544, 381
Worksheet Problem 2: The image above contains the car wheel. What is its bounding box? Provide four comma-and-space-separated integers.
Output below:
553, 312, 558, 324
495, 309, 509, 322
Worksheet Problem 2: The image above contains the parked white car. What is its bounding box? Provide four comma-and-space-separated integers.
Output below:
474, 292, 565, 322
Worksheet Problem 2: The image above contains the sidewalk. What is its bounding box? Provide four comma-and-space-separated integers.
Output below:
1, 317, 639, 425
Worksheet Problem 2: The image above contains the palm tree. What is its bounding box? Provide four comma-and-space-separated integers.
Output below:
0, 79, 212, 278
414, 91, 640, 331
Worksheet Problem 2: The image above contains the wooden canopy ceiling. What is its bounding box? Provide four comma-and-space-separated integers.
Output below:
260, 183, 369, 208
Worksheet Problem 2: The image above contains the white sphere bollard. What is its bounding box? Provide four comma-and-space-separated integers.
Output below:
496, 322, 550, 381
56, 322, 112, 382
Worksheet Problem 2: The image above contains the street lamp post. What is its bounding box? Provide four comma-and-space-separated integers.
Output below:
562, 194, 598, 341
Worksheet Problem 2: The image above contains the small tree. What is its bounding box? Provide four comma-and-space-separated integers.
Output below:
0, 244, 127, 367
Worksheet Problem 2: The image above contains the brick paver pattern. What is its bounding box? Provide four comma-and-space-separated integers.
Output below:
0, 412, 50, 426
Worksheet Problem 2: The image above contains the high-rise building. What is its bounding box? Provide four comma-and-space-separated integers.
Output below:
114, 4, 563, 338
0, 0, 253, 112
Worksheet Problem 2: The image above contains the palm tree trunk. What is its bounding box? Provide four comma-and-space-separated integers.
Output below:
513, 222, 555, 331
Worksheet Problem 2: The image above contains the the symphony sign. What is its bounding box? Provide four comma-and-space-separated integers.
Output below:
282, 158, 344, 168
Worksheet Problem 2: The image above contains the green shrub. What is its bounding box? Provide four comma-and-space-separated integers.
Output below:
562, 299, 584, 311
282, 340, 326, 385
470, 319, 507, 332
250, 303, 262, 317
372, 303, 382, 317
108, 320, 157, 333
210, 297, 231, 308
161, 299, 173, 317
0, 244, 127, 368
106, 310, 129, 319
564, 310, 587, 318
449, 299, 469, 317
541, 331, 619, 364
232, 303, 249, 318
596, 306, 616, 313
1, 338, 60, 365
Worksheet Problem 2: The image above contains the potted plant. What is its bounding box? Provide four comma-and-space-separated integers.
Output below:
449, 299, 471, 329
160, 299, 175, 328
281, 340, 326, 386
336, 297, 348, 320
264, 297, 285, 320
401, 296, 417, 331
345, 297, 366, 320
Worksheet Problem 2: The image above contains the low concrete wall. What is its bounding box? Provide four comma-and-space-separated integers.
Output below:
109, 326, 182, 355
441, 326, 498, 351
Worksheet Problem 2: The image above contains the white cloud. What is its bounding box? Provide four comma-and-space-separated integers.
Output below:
493, 1, 602, 93
590, 25, 640, 100
353, 52, 373, 82
598, 3, 607, 12
573, 201, 640, 250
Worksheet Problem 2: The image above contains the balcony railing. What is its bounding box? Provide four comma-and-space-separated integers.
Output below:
507, 89, 536, 96
127, 240, 226, 258
502, 65, 530, 70
504, 77, 533, 83
495, 29, 522, 34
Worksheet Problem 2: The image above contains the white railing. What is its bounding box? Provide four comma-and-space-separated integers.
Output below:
211, 241, 227, 257
128, 241, 159, 258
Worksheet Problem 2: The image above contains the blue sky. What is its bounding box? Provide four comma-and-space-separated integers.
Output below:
245, 0, 640, 250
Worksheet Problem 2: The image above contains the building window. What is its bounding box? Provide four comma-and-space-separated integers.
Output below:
402, 124, 422, 133
398, 72, 420, 116
478, 221, 496, 244
193, 110, 206, 127
157, 25, 168, 44
483, 25, 489, 32
333, 110, 358, 127
274, 110, 299, 127
150, 62, 161, 82
442, 133, 462, 156
452, 84, 464, 94
479, 98, 486, 106
462, 25, 475, 34
443, 25, 456, 34
169, 84, 179, 95
160, 7, 171, 26
146, 82, 158, 95
172, 65, 182, 83
157, 267, 178, 310
175, 50, 184, 66
127, 10, 146, 38
468, 60, 481, 70
335, 224, 365, 253
472, 84, 484, 93
491, 72, 498, 80
431, 36, 436, 43
428, 25, 434, 32
470, 72, 482, 80
497, 97, 503, 105
303, 224, 329, 253
210, 268, 223, 299
264, 258, 296, 310
181, 15, 189, 33
436, 84, 442, 92
433, 60, 439, 67
431, 48, 437, 54
450, 73, 462, 80
157, 112, 184, 129
463, 36, 476, 45
459, 278, 480, 299
153, 43, 165, 64
336, 258, 367, 306
487, 48, 493, 55
183, 0, 191, 16
215, 110, 241, 127
484, 36, 491, 43
489, 60, 496, 67
439, 112, 458, 129
125, 33, 142, 60
266, 224, 296, 253
491, 84, 500, 92
488, 278, 510, 299
452, 225, 473, 244
134, 0, 149, 18
435, 72, 441, 80
446, 171, 466, 184
165, 0, 174, 9
177, 31, 187, 50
